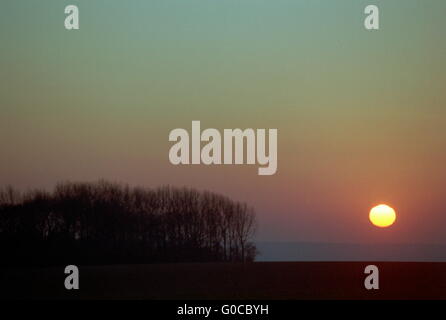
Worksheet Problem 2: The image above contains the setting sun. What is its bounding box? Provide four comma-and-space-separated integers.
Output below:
369, 204, 396, 228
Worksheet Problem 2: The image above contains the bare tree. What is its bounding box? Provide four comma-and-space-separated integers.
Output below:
0, 181, 258, 266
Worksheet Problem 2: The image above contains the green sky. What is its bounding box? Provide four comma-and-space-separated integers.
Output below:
1, 0, 446, 245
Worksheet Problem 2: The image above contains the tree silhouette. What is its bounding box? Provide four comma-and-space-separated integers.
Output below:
0, 181, 257, 266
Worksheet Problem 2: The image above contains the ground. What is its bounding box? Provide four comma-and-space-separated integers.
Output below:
1, 262, 445, 299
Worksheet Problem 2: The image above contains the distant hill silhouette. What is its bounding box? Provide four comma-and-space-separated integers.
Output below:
0, 181, 257, 266
257, 242, 446, 262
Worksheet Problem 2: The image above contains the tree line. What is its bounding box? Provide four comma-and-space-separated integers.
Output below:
0, 181, 257, 266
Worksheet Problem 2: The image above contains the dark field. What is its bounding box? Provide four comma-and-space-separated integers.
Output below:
1, 262, 445, 300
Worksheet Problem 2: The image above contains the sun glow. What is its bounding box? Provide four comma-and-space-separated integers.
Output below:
369, 204, 396, 228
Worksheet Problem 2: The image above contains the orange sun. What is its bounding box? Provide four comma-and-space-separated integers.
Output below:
369, 204, 396, 228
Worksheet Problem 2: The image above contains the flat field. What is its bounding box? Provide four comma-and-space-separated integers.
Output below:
1, 262, 445, 300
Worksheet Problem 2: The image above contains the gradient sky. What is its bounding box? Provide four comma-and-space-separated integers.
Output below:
1, 0, 446, 246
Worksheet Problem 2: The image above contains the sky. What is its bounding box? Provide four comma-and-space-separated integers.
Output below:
1, 0, 446, 247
